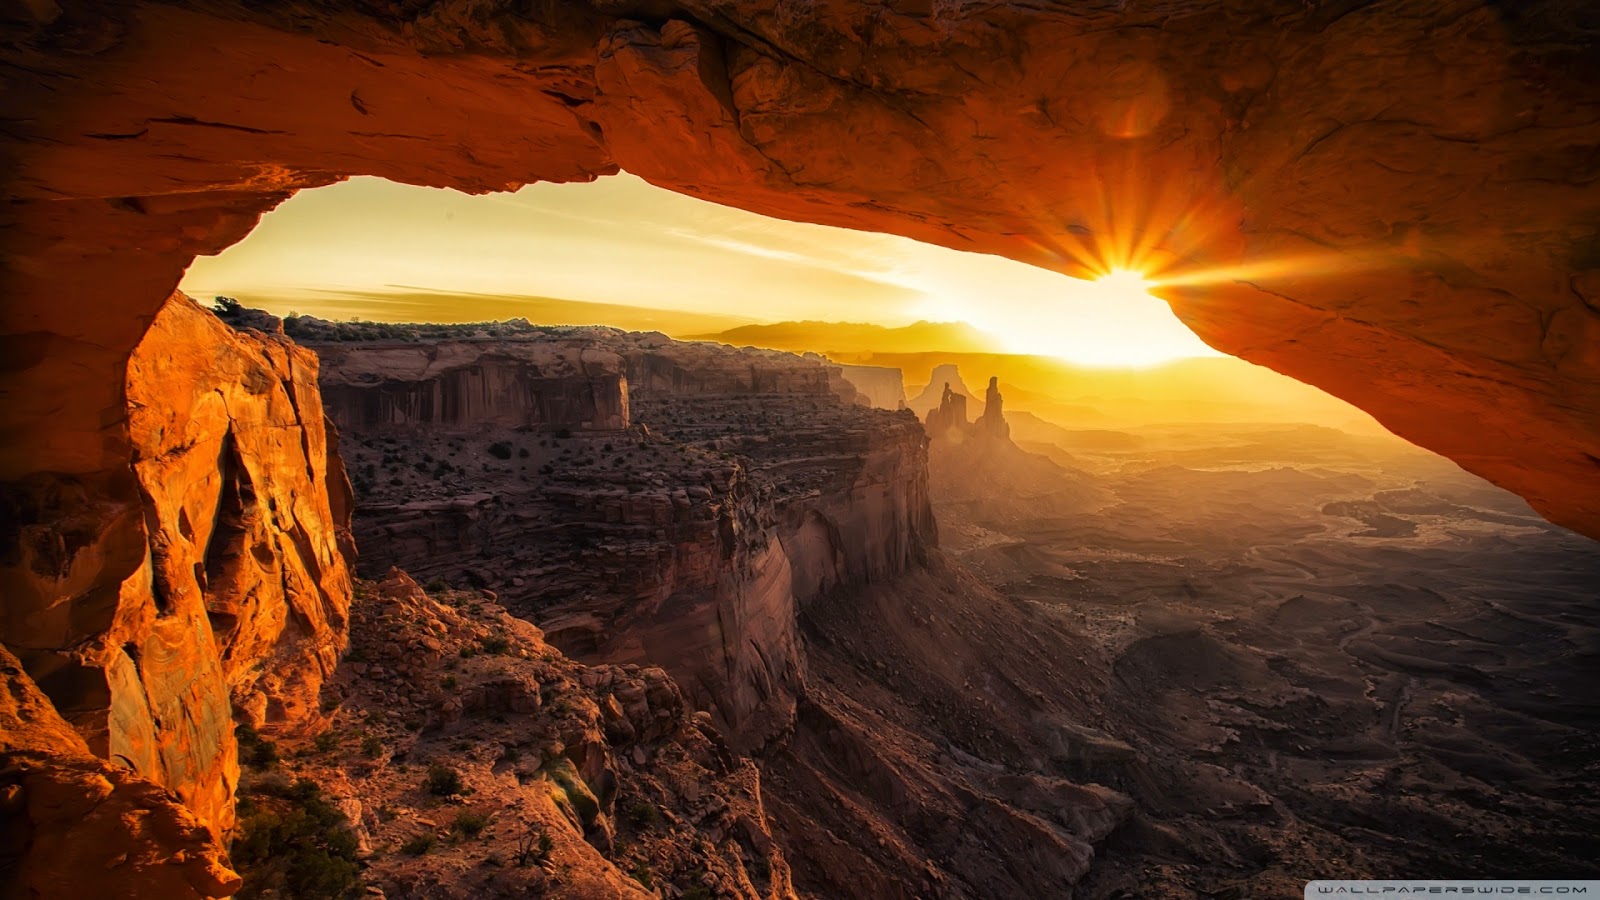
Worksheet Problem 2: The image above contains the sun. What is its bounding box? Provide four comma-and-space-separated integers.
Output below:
1095, 267, 1155, 297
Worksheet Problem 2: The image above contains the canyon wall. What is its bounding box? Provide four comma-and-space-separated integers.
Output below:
0, 646, 241, 900
311, 328, 932, 752
835, 364, 907, 411
317, 338, 630, 432
1, 293, 352, 839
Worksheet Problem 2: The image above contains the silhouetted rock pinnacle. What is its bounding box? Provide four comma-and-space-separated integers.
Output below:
978, 376, 1010, 440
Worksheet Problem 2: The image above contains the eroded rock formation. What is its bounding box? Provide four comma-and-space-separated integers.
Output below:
317, 339, 630, 432
2, 1, 1597, 543
284, 569, 797, 899
311, 324, 933, 752
978, 377, 1010, 442
835, 364, 908, 411
0, 647, 241, 900
2, 293, 352, 837
908, 365, 977, 420
924, 383, 972, 441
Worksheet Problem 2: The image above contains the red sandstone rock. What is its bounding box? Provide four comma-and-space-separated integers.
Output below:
1, 292, 354, 837
0, 1, 1594, 540
0, 646, 241, 900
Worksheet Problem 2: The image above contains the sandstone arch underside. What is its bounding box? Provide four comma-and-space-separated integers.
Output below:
2, 0, 1597, 570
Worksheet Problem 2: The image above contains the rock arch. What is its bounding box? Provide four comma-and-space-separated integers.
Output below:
2, 0, 1596, 614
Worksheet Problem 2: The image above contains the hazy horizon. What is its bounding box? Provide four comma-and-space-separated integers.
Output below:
180, 172, 1225, 367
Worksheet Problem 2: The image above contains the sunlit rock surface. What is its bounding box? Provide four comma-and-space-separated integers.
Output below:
1, 1, 1595, 539
0, 646, 241, 900
1, 293, 353, 836
288, 568, 798, 899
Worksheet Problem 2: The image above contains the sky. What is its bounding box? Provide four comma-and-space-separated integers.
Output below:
180, 173, 1224, 367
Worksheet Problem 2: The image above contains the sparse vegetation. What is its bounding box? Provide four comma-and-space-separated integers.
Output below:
401, 833, 436, 856
488, 441, 513, 459
452, 810, 491, 838
514, 824, 554, 866
424, 764, 464, 796
236, 722, 279, 769
625, 800, 659, 829
232, 776, 361, 899
479, 634, 511, 655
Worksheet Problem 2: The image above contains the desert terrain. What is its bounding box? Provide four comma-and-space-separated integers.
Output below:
292, 304, 1600, 896
924, 384, 1600, 896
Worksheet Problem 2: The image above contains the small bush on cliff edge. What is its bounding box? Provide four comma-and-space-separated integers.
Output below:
235, 722, 278, 769
233, 776, 362, 900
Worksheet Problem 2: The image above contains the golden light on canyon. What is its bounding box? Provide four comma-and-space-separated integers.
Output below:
181, 174, 1223, 369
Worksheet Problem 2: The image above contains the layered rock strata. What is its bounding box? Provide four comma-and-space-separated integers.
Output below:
310, 324, 933, 752
317, 339, 630, 432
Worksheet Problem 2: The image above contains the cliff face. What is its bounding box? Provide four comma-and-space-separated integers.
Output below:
311, 327, 934, 752
317, 339, 630, 432
0, 646, 241, 900
835, 364, 907, 411
1, 293, 352, 837
777, 418, 934, 603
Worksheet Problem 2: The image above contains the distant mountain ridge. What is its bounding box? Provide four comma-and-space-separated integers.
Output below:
689, 319, 1000, 354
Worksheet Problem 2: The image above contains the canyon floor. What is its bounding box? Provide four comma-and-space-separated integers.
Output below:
931, 421, 1600, 896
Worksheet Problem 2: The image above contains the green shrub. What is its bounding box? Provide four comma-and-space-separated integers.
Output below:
360, 734, 384, 759
425, 577, 449, 593
452, 810, 491, 838
479, 635, 511, 655
424, 765, 463, 796
625, 800, 659, 829
401, 833, 435, 856
236, 722, 279, 770
487, 442, 513, 460
232, 778, 361, 899
514, 825, 553, 866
